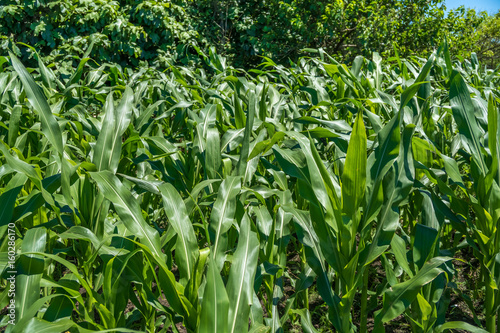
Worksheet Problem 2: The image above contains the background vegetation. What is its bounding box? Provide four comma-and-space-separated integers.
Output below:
1, 0, 499, 69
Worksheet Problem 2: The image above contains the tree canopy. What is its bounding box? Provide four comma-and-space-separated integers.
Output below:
475, 11, 500, 68
0, 0, 498, 68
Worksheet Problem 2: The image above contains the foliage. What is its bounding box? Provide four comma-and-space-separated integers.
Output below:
0, 42, 499, 332
445, 6, 488, 62
213, 0, 450, 64
475, 11, 500, 68
0, 0, 202, 67
221, 0, 491, 65
0, 0, 495, 68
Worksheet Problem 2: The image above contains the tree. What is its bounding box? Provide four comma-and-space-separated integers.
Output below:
0, 0, 490, 68
444, 6, 487, 62
191, 0, 488, 66
475, 11, 500, 68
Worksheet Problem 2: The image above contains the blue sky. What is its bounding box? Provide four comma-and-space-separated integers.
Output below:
445, 0, 500, 14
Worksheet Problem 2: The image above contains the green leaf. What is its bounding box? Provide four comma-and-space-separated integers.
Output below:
0, 143, 55, 207
8, 105, 22, 147
412, 223, 438, 270
235, 92, 256, 179
363, 124, 415, 265
0, 173, 26, 227
93, 87, 134, 173
210, 176, 241, 271
290, 309, 320, 333
199, 259, 229, 333
14, 318, 73, 333
374, 257, 452, 325
13, 294, 74, 332
68, 58, 91, 86
16, 228, 47, 320
342, 110, 367, 217
93, 93, 115, 171
159, 183, 199, 284
390, 235, 413, 278
285, 206, 337, 307
89, 171, 162, 258
227, 214, 259, 333
9, 52, 63, 154
434, 321, 488, 333
248, 132, 285, 160
486, 93, 499, 187
364, 113, 401, 224
449, 70, 486, 175
205, 127, 222, 179
185, 248, 210, 307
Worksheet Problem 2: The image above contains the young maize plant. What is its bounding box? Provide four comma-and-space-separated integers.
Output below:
0, 41, 499, 333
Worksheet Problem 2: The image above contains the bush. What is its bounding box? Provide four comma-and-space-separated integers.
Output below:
0, 0, 494, 69
0, 0, 203, 67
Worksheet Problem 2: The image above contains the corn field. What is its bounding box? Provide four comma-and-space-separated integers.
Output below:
0, 43, 499, 332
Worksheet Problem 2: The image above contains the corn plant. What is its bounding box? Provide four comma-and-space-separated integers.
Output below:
0, 42, 499, 333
